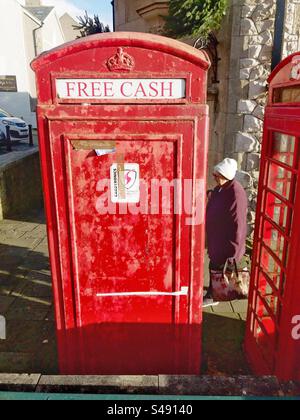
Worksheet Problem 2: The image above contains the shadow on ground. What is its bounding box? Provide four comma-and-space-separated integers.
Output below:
0, 211, 58, 374
202, 313, 251, 375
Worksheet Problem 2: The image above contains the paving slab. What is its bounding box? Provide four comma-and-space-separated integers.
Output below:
5, 300, 51, 322
0, 271, 28, 296
211, 301, 234, 314
202, 313, 251, 375
239, 313, 248, 321
231, 300, 248, 314
158, 375, 283, 397
0, 374, 40, 392
217, 312, 241, 320
0, 320, 53, 354
202, 306, 214, 314
0, 353, 35, 374
0, 236, 43, 251
21, 283, 53, 299
21, 226, 47, 240
0, 296, 15, 314
36, 375, 159, 395
45, 307, 56, 322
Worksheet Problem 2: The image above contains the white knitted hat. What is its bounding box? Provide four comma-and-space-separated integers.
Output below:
214, 158, 238, 181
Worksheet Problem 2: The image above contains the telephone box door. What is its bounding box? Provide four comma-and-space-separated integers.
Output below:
48, 115, 206, 374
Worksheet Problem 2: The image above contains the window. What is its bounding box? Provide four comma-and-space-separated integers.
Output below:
273, 85, 300, 104
272, 133, 295, 167
268, 163, 293, 200
265, 193, 289, 232
262, 219, 285, 261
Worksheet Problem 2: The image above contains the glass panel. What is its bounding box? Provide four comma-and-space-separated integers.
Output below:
256, 294, 277, 322
268, 163, 292, 200
264, 294, 279, 317
272, 133, 295, 167
261, 246, 282, 278
262, 219, 285, 260
265, 193, 289, 232
258, 268, 281, 293
273, 86, 300, 104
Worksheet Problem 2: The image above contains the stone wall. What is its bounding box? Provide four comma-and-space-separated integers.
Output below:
224, 1, 277, 234
206, 10, 234, 189
0, 150, 43, 220
282, 0, 300, 58
221, 0, 300, 236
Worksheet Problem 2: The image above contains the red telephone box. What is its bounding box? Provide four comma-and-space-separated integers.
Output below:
245, 52, 300, 381
32, 33, 210, 375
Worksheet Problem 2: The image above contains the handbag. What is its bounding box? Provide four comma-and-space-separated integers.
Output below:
210, 259, 250, 302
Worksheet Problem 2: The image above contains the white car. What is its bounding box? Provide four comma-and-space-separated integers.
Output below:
0, 108, 29, 142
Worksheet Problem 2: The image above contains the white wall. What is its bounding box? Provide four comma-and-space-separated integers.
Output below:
0, 0, 67, 128
0, 0, 28, 92
0, 0, 36, 125
60, 13, 81, 42
40, 9, 65, 52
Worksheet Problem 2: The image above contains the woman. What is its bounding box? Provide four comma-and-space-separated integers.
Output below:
204, 158, 248, 307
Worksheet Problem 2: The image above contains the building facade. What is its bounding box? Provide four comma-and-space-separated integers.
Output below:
0, 0, 79, 127
113, 0, 300, 234
114, 0, 169, 33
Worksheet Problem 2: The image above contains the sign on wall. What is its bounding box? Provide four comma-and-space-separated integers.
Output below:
56, 78, 186, 100
0, 76, 17, 92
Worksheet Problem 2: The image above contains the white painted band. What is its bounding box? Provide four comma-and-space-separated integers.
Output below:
96, 287, 189, 298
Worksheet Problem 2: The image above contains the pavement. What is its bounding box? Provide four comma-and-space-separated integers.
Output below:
0, 210, 250, 376
0, 211, 58, 374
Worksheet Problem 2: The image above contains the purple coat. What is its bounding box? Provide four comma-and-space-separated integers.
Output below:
206, 179, 248, 265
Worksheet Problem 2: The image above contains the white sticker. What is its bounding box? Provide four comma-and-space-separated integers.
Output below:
110, 163, 140, 203
95, 148, 116, 157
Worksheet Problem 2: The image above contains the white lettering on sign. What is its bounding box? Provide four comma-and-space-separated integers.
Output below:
56, 79, 186, 100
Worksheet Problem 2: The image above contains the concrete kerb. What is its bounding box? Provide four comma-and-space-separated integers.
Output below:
0, 374, 41, 392
0, 374, 299, 397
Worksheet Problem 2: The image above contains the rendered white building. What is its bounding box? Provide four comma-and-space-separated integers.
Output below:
0, 0, 78, 127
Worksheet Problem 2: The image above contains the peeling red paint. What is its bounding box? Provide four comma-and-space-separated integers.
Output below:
32, 33, 210, 375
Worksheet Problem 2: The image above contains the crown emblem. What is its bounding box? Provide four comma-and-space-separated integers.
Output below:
106, 48, 135, 72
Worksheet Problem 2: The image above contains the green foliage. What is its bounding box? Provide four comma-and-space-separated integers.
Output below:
74, 11, 110, 38
164, 0, 228, 40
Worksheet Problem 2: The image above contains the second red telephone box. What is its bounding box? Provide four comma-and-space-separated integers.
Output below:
32, 33, 210, 375
245, 52, 300, 381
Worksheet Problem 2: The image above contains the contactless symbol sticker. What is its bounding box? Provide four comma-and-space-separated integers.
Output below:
110, 164, 140, 203
121, 170, 138, 190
